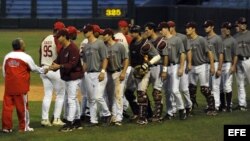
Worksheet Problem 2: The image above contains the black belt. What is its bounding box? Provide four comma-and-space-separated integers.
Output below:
107, 68, 122, 73
167, 63, 177, 66
87, 70, 100, 73
223, 61, 231, 63
238, 56, 250, 61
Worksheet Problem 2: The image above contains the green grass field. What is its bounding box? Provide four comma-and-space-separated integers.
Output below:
0, 30, 250, 141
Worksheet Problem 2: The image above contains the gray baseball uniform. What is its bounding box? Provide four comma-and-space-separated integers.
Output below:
163, 35, 186, 116
206, 34, 223, 109
106, 42, 128, 123
82, 39, 111, 124
234, 30, 250, 108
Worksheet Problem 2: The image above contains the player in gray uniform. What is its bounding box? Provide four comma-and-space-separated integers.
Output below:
185, 22, 217, 116
144, 22, 168, 122
81, 24, 111, 126
203, 20, 224, 111
167, 20, 193, 117
158, 22, 187, 120
234, 17, 250, 111
102, 28, 129, 126
220, 22, 238, 112
129, 25, 161, 124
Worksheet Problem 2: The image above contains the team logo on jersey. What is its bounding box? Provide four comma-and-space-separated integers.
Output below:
65, 52, 69, 57
8, 60, 20, 67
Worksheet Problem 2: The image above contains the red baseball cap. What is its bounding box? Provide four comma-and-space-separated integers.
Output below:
118, 20, 129, 27
167, 21, 176, 27
92, 24, 104, 33
54, 21, 65, 30
54, 28, 69, 38
67, 26, 80, 35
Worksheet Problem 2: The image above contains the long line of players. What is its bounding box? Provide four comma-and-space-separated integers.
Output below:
40, 17, 250, 132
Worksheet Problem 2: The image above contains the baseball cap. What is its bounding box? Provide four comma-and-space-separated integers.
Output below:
221, 22, 232, 29
203, 20, 214, 27
118, 20, 129, 27
167, 21, 176, 27
92, 24, 104, 34
54, 21, 65, 30
158, 22, 170, 30
54, 28, 69, 39
82, 24, 94, 33
237, 17, 247, 24
130, 25, 142, 33
67, 26, 80, 35
101, 28, 114, 36
185, 22, 197, 29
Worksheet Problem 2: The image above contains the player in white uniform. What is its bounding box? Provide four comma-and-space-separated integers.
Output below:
40, 21, 65, 126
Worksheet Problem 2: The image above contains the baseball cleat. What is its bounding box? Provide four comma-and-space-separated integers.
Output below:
52, 118, 65, 126
41, 119, 52, 127
2, 129, 13, 133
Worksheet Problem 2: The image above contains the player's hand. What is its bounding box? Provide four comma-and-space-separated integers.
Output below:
178, 67, 184, 77
229, 66, 236, 74
49, 63, 60, 71
119, 71, 126, 81
44, 68, 49, 74
216, 69, 222, 78
98, 72, 105, 82
160, 72, 167, 81
210, 66, 215, 76
187, 64, 192, 72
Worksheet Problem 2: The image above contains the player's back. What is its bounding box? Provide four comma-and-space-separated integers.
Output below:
41, 35, 58, 66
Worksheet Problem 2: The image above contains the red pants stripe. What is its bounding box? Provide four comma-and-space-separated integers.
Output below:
2, 93, 29, 131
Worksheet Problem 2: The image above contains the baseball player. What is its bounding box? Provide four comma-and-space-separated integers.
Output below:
234, 17, 250, 111
167, 20, 193, 117
143, 22, 168, 122
79, 24, 103, 123
129, 24, 161, 124
2, 38, 48, 132
81, 24, 111, 126
203, 20, 224, 111
185, 21, 217, 116
50, 28, 84, 132
114, 19, 133, 118
220, 22, 238, 112
158, 22, 187, 120
64, 25, 82, 129
102, 28, 129, 126
40, 21, 65, 126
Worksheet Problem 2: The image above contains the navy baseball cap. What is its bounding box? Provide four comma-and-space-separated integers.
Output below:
203, 20, 214, 27
221, 22, 232, 29
130, 25, 142, 33
237, 17, 247, 24
185, 22, 197, 29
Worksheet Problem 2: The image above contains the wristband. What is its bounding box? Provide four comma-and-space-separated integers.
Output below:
101, 69, 106, 73
162, 66, 167, 72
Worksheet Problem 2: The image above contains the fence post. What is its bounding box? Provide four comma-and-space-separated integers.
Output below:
1, 0, 6, 17
31, 0, 37, 18
62, 0, 67, 18
92, 0, 98, 17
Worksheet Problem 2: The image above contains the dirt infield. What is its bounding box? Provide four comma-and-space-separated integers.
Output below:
0, 85, 45, 101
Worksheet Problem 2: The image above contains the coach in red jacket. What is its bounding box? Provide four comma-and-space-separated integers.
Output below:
2, 38, 48, 133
